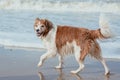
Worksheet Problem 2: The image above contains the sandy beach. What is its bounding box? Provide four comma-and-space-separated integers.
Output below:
0, 47, 120, 80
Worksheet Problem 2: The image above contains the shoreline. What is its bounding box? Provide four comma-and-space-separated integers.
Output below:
0, 47, 120, 80
2, 45, 120, 61
0, 45, 46, 51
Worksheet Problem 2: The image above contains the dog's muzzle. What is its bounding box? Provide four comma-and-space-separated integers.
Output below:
36, 29, 39, 32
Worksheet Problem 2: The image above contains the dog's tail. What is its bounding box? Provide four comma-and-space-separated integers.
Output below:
91, 14, 112, 39
99, 14, 112, 38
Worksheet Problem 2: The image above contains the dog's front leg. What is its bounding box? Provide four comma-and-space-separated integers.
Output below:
38, 51, 56, 67
55, 55, 63, 69
37, 53, 47, 67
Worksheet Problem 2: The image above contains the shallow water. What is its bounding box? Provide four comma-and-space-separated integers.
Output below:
0, 47, 120, 80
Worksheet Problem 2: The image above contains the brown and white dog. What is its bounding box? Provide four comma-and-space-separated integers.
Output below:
34, 16, 111, 75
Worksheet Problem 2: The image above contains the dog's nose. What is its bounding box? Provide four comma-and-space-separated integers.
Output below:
36, 29, 39, 32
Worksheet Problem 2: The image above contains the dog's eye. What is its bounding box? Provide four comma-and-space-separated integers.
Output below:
41, 25, 44, 27
34, 25, 37, 27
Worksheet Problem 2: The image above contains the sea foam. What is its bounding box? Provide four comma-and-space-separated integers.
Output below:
0, 0, 120, 14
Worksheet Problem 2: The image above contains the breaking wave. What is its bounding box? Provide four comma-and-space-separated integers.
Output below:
0, 0, 120, 14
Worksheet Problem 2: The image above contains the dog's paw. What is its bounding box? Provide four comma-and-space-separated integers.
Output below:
37, 62, 43, 67
105, 71, 110, 75
55, 65, 62, 69
70, 71, 78, 74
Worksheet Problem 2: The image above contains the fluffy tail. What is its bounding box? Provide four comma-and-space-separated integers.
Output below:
88, 14, 112, 59
91, 14, 112, 39
99, 14, 112, 38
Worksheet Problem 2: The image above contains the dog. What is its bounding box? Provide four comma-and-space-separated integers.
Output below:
34, 16, 111, 75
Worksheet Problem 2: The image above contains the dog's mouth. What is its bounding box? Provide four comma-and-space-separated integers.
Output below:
36, 32, 43, 37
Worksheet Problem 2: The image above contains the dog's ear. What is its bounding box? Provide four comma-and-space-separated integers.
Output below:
34, 18, 40, 27
45, 19, 53, 30
35, 17, 40, 21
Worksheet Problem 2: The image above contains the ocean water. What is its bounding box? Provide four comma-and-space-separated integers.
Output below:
0, 0, 120, 59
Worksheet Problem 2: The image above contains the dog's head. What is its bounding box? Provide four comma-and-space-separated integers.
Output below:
34, 18, 53, 38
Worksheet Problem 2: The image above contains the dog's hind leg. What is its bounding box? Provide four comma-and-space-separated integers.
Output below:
71, 60, 84, 74
99, 57, 110, 75
71, 46, 86, 74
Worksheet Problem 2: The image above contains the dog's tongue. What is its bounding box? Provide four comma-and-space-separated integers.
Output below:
37, 32, 43, 37
37, 33, 41, 37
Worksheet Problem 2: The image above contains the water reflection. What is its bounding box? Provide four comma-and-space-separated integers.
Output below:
38, 72, 45, 80
38, 69, 83, 80
71, 74, 83, 80
56, 69, 83, 80
105, 74, 111, 80
38, 69, 110, 80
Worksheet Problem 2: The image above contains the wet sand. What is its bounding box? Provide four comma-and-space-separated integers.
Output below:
0, 47, 120, 80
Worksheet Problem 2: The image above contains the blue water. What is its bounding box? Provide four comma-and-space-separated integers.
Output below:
0, 0, 120, 59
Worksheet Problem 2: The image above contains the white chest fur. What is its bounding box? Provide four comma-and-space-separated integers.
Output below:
42, 27, 57, 50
